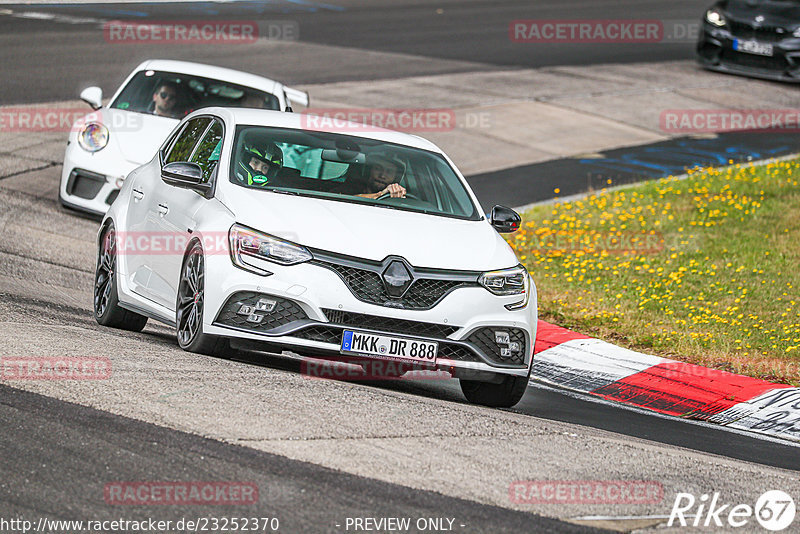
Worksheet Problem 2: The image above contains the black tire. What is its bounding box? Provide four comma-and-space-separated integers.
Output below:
176, 242, 229, 356
94, 224, 148, 332
459, 371, 530, 408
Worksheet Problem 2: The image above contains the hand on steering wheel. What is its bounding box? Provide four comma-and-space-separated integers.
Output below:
376, 183, 416, 200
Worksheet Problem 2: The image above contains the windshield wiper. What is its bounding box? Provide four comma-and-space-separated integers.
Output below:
269, 188, 300, 196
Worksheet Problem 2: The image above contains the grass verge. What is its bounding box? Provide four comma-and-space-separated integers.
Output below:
510, 157, 800, 385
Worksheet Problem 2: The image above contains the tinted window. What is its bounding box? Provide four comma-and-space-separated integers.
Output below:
229, 126, 479, 220
111, 70, 281, 119
166, 117, 211, 164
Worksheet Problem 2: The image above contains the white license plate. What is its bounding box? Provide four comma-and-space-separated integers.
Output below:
341, 330, 437, 364
733, 39, 773, 56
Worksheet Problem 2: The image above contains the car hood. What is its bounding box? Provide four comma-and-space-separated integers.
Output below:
98, 108, 179, 165
222, 188, 518, 271
723, 0, 800, 27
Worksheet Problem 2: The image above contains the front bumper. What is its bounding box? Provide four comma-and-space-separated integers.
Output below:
60, 142, 140, 216
201, 249, 537, 378
697, 23, 800, 83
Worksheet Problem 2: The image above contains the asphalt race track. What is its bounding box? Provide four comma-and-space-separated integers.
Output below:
1, 1, 800, 532
0, 0, 703, 104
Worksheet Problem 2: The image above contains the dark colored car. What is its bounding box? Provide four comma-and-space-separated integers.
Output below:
697, 0, 800, 82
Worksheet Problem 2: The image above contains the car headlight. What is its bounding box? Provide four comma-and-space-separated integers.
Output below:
705, 8, 726, 27
77, 122, 109, 152
793, 27, 800, 38
479, 264, 531, 309
229, 224, 312, 275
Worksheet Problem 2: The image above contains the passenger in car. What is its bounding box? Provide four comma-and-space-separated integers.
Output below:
239, 91, 266, 109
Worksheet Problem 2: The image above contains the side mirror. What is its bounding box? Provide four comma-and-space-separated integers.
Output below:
490, 205, 521, 233
80, 86, 103, 110
161, 162, 211, 195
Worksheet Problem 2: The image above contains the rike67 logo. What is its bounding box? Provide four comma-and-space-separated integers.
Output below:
669, 490, 796, 531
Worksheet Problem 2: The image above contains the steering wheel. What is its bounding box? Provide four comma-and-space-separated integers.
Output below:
376, 191, 420, 201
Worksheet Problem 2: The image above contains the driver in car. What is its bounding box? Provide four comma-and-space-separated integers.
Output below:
235, 141, 283, 187
337, 153, 406, 199
149, 81, 181, 118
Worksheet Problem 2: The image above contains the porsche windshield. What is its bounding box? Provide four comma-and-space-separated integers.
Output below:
111, 70, 280, 118
230, 126, 480, 220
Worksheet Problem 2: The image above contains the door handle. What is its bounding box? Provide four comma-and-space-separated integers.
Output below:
132, 188, 144, 201
157, 203, 169, 217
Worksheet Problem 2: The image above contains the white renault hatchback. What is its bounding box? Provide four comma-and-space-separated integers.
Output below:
95, 107, 537, 407
60, 59, 308, 216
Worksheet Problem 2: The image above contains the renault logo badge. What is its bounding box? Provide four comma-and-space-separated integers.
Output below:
382, 260, 413, 298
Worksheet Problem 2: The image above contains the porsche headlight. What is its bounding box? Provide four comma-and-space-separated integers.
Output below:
229, 224, 312, 275
77, 122, 109, 152
480, 264, 531, 310
705, 8, 726, 27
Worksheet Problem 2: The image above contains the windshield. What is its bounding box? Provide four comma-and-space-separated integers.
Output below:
110, 70, 280, 119
229, 126, 480, 220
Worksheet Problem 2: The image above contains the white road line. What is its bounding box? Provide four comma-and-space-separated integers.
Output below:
3, 10, 106, 25
571, 514, 693, 520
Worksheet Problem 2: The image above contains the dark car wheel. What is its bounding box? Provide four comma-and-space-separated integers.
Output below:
94, 224, 148, 331
176, 241, 229, 356
460, 371, 530, 408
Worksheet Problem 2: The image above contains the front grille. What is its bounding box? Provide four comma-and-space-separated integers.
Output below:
214, 292, 308, 333
322, 309, 458, 338
438, 344, 478, 362
294, 325, 342, 344
403, 278, 469, 309
721, 49, 788, 71
66, 169, 105, 200
312, 255, 479, 310
467, 327, 527, 366
291, 319, 527, 367
292, 323, 484, 364
728, 20, 788, 43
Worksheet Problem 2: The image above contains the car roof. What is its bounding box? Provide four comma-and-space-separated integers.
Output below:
199, 107, 446, 153
134, 59, 282, 93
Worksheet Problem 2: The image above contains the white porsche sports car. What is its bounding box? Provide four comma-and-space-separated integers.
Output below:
95, 107, 537, 407
60, 59, 309, 216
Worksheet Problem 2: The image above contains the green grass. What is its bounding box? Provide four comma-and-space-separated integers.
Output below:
509, 158, 800, 385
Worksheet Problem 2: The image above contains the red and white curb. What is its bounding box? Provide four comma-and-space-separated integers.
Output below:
531, 320, 800, 442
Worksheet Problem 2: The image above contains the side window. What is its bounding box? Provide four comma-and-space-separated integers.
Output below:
190, 120, 224, 183
160, 124, 184, 161
165, 117, 211, 164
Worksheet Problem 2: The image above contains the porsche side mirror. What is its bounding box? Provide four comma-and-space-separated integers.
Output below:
490, 205, 521, 233
161, 162, 211, 195
80, 86, 103, 110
